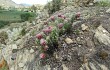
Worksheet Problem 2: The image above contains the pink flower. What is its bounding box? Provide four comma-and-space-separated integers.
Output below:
39, 53, 46, 59
40, 39, 46, 46
36, 33, 43, 39
58, 14, 62, 17
48, 26, 53, 29
58, 23, 64, 29
43, 26, 52, 34
61, 15, 66, 19
76, 12, 81, 18
50, 16, 55, 21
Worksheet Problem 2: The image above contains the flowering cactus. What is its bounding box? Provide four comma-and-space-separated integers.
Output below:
36, 33, 43, 39
61, 15, 66, 19
40, 39, 47, 46
76, 12, 81, 18
50, 16, 55, 21
43, 26, 52, 34
58, 14, 62, 17
58, 23, 64, 29
39, 53, 46, 59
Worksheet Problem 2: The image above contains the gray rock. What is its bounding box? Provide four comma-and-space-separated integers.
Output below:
81, 24, 88, 31
18, 63, 24, 68
106, 8, 110, 13
95, 25, 110, 45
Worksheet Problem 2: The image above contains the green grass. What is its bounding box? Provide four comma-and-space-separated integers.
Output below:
96, 0, 110, 7
0, 10, 36, 28
0, 10, 23, 21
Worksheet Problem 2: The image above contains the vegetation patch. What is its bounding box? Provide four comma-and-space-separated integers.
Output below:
0, 10, 36, 28
96, 0, 110, 7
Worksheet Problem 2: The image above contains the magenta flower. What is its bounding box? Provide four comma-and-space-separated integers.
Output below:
50, 16, 55, 21
61, 15, 66, 19
39, 53, 46, 59
58, 14, 62, 17
48, 26, 53, 29
36, 33, 43, 39
58, 23, 64, 29
43, 26, 52, 34
40, 39, 46, 46
76, 12, 81, 18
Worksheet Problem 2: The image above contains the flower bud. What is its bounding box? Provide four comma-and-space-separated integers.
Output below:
58, 23, 64, 29
36, 33, 43, 39
39, 53, 46, 59
40, 39, 46, 46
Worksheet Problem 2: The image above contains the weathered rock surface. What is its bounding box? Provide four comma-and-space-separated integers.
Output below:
1, 6, 110, 70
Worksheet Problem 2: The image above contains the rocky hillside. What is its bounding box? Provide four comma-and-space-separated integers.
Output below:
0, 0, 24, 8
0, 1, 110, 70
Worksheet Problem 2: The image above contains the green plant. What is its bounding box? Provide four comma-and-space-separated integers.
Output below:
0, 31, 8, 44
20, 12, 35, 21
74, 29, 80, 35
48, 28, 59, 44
96, 0, 110, 7
0, 21, 10, 28
45, 0, 62, 15
46, 28, 59, 55
20, 28, 26, 36
63, 22, 72, 34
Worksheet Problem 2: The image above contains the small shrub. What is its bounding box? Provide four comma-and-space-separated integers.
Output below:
45, 0, 62, 15
0, 31, 8, 44
64, 22, 72, 33
20, 12, 35, 21
46, 28, 59, 55
20, 28, 26, 36
0, 21, 10, 29
96, 0, 110, 7
48, 28, 59, 45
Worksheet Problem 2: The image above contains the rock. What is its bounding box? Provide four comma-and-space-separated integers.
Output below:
10, 67, 14, 70
62, 64, 69, 70
89, 62, 98, 70
86, 38, 95, 48
106, 8, 110, 13
18, 63, 24, 68
80, 62, 109, 70
95, 25, 110, 45
12, 44, 17, 49
65, 38, 73, 44
30, 48, 34, 54
81, 24, 88, 31
89, 3, 94, 6
11, 53, 17, 60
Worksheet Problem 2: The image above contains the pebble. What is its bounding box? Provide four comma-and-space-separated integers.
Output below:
65, 38, 73, 44
106, 8, 110, 13
12, 44, 17, 49
81, 24, 88, 31
11, 53, 17, 60
30, 49, 34, 53
18, 63, 24, 68
10, 67, 14, 70
89, 3, 93, 6
78, 45, 81, 47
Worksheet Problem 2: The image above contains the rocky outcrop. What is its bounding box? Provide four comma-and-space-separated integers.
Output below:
1, 6, 110, 70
